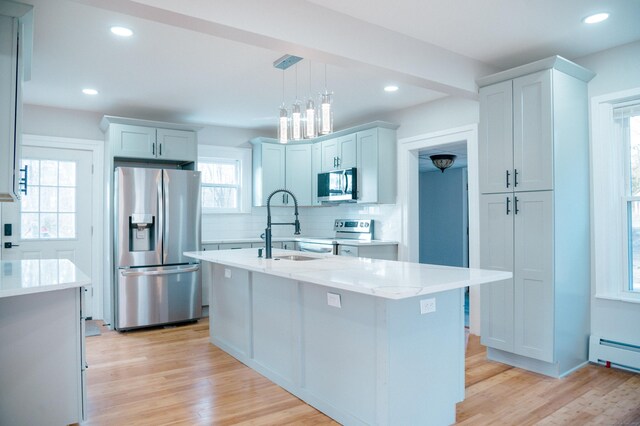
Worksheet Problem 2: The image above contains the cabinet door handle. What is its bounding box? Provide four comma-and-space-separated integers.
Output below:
152, 143, 156, 156
514, 169, 519, 187
337, 156, 341, 167
159, 143, 162, 156
506, 170, 510, 188
514, 196, 520, 214
506, 197, 511, 215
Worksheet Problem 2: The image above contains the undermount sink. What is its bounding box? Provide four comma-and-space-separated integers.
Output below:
274, 255, 320, 261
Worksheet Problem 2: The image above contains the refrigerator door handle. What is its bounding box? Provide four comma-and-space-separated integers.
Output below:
120, 265, 200, 277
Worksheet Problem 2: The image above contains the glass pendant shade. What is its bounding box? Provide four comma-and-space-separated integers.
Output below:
319, 92, 333, 135
278, 105, 288, 144
291, 102, 302, 141
304, 98, 317, 138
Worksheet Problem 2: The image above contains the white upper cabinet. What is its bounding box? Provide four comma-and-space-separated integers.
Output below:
156, 128, 197, 162
252, 122, 397, 207
285, 144, 312, 206
479, 80, 513, 194
253, 142, 286, 206
321, 133, 356, 172
513, 71, 553, 192
479, 70, 553, 194
0, 5, 32, 202
102, 117, 198, 164
110, 124, 156, 159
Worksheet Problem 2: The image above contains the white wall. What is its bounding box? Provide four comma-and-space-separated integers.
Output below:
381, 96, 479, 140
573, 40, 640, 345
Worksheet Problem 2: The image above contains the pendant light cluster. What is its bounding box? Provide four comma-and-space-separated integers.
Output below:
274, 54, 333, 144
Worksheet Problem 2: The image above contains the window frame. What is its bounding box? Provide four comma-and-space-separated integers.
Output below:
197, 145, 252, 215
592, 88, 640, 303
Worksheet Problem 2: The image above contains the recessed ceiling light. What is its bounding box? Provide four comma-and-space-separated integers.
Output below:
82, 88, 98, 95
110, 26, 133, 37
384, 85, 399, 92
583, 12, 609, 24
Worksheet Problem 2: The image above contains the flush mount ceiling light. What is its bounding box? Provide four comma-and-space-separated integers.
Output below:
384, 85, 399, 92
430, 154, 456, 173
582, 12, 609, 24
110, 26, 133, 37
82, 88, 98, 95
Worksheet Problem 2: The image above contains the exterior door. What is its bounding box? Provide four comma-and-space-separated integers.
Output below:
1, 146, 93, 314
479, 80, 513, 194
479, 193, 515, 352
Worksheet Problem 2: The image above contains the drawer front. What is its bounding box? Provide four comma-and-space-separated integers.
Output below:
338, 245, 358, 257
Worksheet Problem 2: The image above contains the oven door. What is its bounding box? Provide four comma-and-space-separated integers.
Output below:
297, 241, 337, 255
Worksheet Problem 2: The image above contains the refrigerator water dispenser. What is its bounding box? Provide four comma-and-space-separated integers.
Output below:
129, 214, 155, 252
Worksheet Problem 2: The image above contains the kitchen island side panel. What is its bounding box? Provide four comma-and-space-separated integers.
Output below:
208, 262, 466, 425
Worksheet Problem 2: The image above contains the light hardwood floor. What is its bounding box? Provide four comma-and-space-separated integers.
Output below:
84, 319, 640, 425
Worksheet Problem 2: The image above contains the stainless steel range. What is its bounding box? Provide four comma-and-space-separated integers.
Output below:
297, 219, 373, 255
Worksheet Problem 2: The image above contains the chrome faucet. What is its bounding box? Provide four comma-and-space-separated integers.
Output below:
264, 189, 301, 259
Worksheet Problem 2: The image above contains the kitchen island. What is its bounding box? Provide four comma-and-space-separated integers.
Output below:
186, 249, 511, 425
0, 259, 90, 425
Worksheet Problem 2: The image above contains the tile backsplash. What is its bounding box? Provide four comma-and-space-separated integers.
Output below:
202, 204, 401, 242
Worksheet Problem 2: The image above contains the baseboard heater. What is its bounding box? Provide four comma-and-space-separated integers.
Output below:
589, 335, 640, 373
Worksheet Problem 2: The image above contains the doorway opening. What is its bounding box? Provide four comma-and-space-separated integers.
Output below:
397, 124, 480, 334
417, 142, 469, 325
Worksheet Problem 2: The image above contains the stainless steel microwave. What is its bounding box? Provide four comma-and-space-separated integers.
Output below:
317, 167, 357, 202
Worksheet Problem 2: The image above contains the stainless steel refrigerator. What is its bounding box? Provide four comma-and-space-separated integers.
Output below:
114, 167, 202, 330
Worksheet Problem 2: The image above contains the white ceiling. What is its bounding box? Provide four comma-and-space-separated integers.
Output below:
21, 0, 640, 134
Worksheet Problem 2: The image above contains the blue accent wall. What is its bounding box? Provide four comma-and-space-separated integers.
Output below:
419, 167, 468, 267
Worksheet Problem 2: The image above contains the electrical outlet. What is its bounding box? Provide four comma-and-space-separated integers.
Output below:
224, 268, 232, 278
420, 298, 436, 314
327, 292, 342, 308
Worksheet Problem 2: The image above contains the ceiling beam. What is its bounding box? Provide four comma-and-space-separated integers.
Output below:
71, 0, 498, 99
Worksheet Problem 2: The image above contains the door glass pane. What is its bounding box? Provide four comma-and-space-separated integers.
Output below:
59, 161, 76, 187
40, 160, 58, 185
40, 187, 58, 212
21, 213, 39, 239
59, 188, 75, 212
40, 213, 58, 238
58, 214, 76, 238
21, 187, 39, 212
21, 159, 40, 186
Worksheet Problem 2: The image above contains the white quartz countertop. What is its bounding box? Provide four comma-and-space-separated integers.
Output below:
202, 237, 398, 246
0, 259, 91, 299
185, 248, 511, 299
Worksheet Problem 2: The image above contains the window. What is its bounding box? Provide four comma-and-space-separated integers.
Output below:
592, 88, 640, 303
197, 146, 251, 214
198, 158, 241, 212
20, 159, 77, 239
618, 102, 640, 292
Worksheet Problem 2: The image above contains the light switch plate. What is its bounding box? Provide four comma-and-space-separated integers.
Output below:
327, 292, 342, 308
224, 268, 232, 278
420, 298, 436, 314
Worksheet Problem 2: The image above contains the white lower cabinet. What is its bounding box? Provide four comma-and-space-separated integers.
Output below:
480, 191, 553, 362
0, 288, 85, 424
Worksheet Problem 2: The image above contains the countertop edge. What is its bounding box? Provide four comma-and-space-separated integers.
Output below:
187, 249, 511, 300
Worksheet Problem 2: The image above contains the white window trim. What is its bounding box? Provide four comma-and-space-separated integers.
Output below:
592, 87, 640, 303
198, 145, 252, 214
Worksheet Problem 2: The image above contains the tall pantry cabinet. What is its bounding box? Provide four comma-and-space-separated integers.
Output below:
478, 56, 595, 377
